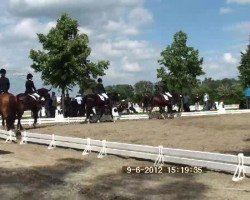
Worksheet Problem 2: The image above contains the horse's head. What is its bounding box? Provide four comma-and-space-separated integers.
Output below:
107, 92, 120, 106
37, 88, 50, 100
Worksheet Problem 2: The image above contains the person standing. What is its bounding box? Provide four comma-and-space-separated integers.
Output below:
0, 68, 10, 93
203, 93, 209, 111
183, 93, 190, 112
51, 92, 57, 117
44, 94, 51, 117
194, 94, 200, 111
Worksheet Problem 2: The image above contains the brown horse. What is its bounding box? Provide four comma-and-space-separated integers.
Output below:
143, 92, 182, 119
82, 92, 120, 123
117, 100, 138, 114
16, 88, 50, 130
0, 93, 17, 130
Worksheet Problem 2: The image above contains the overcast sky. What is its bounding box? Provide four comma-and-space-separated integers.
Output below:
0, 0, 250, 95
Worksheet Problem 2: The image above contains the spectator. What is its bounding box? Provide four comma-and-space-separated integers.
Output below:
194, 94, 200, 111
64, 93, 71, 117
203, 93, 209, 111
45, 94, 51, 117
183, 93, 190, 112
50, 92, 57, 117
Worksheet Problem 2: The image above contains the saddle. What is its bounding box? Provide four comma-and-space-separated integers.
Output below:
162, 94, 169, 101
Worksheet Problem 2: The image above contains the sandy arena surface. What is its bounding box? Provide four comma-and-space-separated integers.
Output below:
1, 113, 250, 199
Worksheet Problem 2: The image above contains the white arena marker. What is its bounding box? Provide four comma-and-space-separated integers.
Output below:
154, 145, 164, 167
20, 131, 27, 144
98, 140, 107, 158
232, 153, 245, 182
82, 138, 92, 155
48, 134, 56, 150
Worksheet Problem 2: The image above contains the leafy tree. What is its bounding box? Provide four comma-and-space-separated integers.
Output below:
30, 13, 109, 114
157, 31, 204, 93
191, 78, 243, 104
238, 39, 250, 88
134, 81, 153, 95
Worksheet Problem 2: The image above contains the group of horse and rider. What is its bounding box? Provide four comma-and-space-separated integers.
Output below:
0, 68, 183, 129
0, 69, 51, 131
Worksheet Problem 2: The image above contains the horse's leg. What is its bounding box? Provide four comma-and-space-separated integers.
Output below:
97, 106, 104, 123
85, 106, 91, 124
16, 109, 24, 131
2, 115, 5, 128
33, 109, 38, 128
109, 105, 114, 122
159, 107, 165, 119
148, 105, 153, 119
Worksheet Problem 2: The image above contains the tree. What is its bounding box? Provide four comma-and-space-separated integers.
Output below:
30, 13, 109, 115
157, 31, 204, 93
134, 81, 153, 95
238, 38, 250, 88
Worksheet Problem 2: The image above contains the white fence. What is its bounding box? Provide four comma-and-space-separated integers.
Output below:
0, 130, 249, 181
1, 109, 249, 127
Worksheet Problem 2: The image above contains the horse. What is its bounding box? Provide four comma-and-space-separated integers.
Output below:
117, 100, 138, 114
82, 92, 120, 123
16, 88, 50, 130
0, 93, 17, 131
143, 92, 182, 119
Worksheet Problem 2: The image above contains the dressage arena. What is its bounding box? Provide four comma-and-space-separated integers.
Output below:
1, 112, 250, 199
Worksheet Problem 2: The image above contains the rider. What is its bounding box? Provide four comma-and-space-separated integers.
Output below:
25, 73, 40, 100
95, 78, 108, 100
0, 68, 10, 93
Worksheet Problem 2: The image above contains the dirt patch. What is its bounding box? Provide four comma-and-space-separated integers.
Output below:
31, 113, 250, 154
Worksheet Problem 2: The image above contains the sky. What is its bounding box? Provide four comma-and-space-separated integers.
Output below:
0, 0, 250, 95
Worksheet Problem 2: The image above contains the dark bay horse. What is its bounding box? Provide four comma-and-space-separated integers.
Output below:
143, 92, 182, 119
16, 88, 50, 130
117, 100, 138, 114
83, 92, 120, 123
0, 93, 17, 130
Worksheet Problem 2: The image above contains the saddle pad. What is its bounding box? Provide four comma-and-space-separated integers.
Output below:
162, 94, 169, 101
28, 94, 37, 100
98, 94, 105, 101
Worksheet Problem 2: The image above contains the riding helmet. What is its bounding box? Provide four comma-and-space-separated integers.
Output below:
0, 68, 6, 74
27, 73, 33, 79
97, 78, 102, 83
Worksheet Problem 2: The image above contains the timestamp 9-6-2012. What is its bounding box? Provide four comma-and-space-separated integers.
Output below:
122, 166, 203, 174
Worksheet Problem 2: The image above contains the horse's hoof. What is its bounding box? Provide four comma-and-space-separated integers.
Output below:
97, 120, 100, 123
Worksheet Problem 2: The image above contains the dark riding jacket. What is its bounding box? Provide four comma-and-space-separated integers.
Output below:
25, 79, 36, 94
95, 83, 106, 94
0, 77, 10, 93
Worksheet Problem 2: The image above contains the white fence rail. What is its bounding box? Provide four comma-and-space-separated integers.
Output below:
0, 130, 249, 181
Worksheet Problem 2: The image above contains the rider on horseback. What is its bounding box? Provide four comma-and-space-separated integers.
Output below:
0, 68, 10, 93
95, 78, 108, 101
25, 73, 40, 100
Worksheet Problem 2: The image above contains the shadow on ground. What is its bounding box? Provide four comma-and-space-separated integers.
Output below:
78, 170, 208, 200
0, 158, 91, 200
0, 150, 12, 155
0, 156, 209, 200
